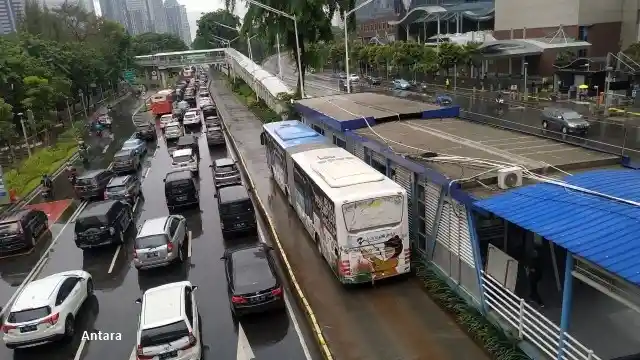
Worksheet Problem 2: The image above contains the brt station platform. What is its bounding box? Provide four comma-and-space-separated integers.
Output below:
294, 92, 640, 360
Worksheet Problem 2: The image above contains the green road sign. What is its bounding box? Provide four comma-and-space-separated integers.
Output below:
124, 69, 136, 84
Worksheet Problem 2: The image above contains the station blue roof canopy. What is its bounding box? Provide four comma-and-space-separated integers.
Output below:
390, 1, 494, 26
475, 169, 640, 285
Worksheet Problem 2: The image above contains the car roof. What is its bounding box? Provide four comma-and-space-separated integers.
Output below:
141, 281, 191, 327
214, 158, 234, 167
77, 200, 120, 218
172, 148, 192, 157
108, 175, 131, 187
177, 135, 196, 145
218, 185, 249, 203
138, 216, 170, 237
78, 169, 108, 179
160, 114, 173, 119
165, 170, 193, 181
13, 275, 64, 311
0, 209, 34, 224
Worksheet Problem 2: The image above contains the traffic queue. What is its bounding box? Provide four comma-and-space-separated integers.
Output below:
0, 67, 286, 358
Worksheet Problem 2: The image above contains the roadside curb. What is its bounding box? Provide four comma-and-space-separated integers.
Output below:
215, 84, 334, 360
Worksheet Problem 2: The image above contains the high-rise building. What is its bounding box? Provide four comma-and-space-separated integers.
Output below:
127, 0, 150, 34
145, 0, 166, 33
99, 0, 130, 29
0, 0, 22, 35
178, 5, 190, 45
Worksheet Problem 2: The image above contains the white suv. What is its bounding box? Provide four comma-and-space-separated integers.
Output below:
2, 270, 93, 349
183, 110, 201, 126
135, 281, 201, 360
171, 148, 198, 174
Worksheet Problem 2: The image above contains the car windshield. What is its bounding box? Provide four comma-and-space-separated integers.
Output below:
562, 111, 582, 120
185, 113, 196, 118
122, 140, 138, 149
114, 153, 130, 161
166, 126, 179, 132
140, 321, 189, 347
135, 234, 167, 249
173, 155, 192, 163
107, 185, 127, 192
8, 306, 50, 323
217, 165, 235, 173
161, 116, 172, 122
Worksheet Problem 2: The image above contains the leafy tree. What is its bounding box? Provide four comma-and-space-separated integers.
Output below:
192, 10, 244, 51
0, 98, 16, 158
227, 0, 353, 98
131, 32, 188, 56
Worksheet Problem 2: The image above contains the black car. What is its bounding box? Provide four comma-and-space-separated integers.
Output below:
206, 124, 225, 146
202, 105, 217, 118
104, 175, 142, 205
204, 116, 219, 128
74, 200, 133, 249
221, 244, 284, 316
367, 76, 381, 85
164, 170, 199, 211
185, 95, 196, 108
215, 185, 256, 237
0, 209, 48, 253
134, 122, 156, 141
74, 169, 115, 201
172, 107, 185, 122
111, 149, 140, 174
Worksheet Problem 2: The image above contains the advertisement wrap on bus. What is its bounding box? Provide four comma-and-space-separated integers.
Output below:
261, 121, 410, 284
150, 89, 174, 116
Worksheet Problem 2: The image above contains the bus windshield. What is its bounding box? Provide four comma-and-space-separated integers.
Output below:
342, 195, 403, 233
152, 95, 166, 103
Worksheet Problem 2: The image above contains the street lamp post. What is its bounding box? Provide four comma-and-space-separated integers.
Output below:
245, 0, 305, 98
344, 0, 374, 94
79, 90, 88, 118
523, 62, 529, 101
17, 112, 31, 158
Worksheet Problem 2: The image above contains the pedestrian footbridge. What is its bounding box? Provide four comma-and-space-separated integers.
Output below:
134, 49, 226, 68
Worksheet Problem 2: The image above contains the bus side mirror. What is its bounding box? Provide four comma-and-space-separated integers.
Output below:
260, 132, 265, 145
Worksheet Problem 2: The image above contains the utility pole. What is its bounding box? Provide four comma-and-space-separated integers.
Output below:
604, 53, 613, 117
18, 112, 31, 158
276, 33, 282, 79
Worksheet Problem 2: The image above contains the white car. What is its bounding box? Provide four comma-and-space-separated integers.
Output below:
159, 114, 174, 129
2, 270, 93, 349
164, 124, 183, 140
171, 148, 198, 174
183, 110, 201, 126
348, 74, 360, 82
135, 282, 202, 360
198, 98, 212, 108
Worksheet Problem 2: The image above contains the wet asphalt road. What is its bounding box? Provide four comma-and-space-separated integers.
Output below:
0, 90, 312, 360
209, 72, 490, 360
263, 56, 640, 159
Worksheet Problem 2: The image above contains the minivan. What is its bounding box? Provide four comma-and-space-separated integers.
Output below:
74, 200, 133, 249
164, 170, 199, 211
212, 158, 241, 188
0, 209, 48, 253
171, 148, 198, 174
215, 185, 256, 237
133, 215, 188, 269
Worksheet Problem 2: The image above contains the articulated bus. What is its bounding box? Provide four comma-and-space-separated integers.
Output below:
260, 121, 410, 284
150, 89, 175, 116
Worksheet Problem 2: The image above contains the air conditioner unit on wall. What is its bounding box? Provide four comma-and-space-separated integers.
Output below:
497, 167, 523, 190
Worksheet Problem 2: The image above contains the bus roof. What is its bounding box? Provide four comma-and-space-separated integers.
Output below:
263, 121, 327, 149
291, 146, 404, 202
157, 89, 174, 95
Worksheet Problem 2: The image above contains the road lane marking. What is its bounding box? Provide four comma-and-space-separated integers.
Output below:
0, 201, 88, 318
102, 144, 110, 154
108, 244, 121, 274
187, 230, 192, 258
129, 347, 135, 360
74, 336, 87, 360
143, 168, 150, 179
256, 226, 312, 360
236, 323, 255, 360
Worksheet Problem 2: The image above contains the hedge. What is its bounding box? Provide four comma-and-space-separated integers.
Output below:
228, 78, 282, 124
5, 125, 81, 198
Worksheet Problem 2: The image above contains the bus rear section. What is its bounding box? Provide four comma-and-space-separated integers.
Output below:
290, 146, 410, 284
151, 90, 174, 116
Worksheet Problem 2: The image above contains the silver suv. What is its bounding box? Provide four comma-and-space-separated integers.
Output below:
133, 216, 188, 270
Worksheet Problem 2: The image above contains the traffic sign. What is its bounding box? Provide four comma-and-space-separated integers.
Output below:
124, 69, 136, 84
151, 70, 157, 76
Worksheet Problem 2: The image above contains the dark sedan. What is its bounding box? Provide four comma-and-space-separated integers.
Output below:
541, 107, 590, 135
221, 244, 285, 316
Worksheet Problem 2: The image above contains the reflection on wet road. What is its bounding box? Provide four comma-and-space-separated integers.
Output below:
0, 87, 314, 360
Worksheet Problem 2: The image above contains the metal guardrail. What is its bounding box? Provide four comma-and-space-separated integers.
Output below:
482, 272, 600, 360
135, 56, 226, 67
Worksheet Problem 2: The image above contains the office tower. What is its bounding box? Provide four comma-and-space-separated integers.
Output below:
127, 0, 150, 34
144, 0, 166, 33
178, 4, 190, 45
0, 0, 22, 35
100, 0, 130, 29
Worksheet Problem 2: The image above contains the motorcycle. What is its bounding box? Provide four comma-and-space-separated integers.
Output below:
68, 173, 77, 186
41, 186, 52, 200
495, 97, 506, 115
